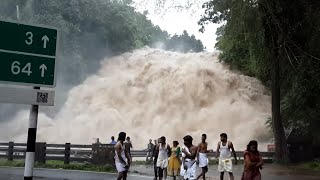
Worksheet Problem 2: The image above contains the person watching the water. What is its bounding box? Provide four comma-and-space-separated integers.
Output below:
124, 136, 133, 162
146, 139, 155, 161
216, 133, 237, 180
114, 132, 131, 180
110, 136, 117, 145
153, 138, 160, 180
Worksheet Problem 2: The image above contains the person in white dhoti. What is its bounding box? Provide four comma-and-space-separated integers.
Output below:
196, 134, 213, 180
216, 133, 238, 180
156, 136, 171, 180
180, 135, 198, 180
180, 145, 187, 178
114, 132, 131, 180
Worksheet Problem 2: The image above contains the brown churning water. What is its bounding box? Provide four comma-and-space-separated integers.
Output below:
1, 48, 272, 150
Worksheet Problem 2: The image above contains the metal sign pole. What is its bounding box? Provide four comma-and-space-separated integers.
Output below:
16, 6, 40, 180
24, 88, 39, 179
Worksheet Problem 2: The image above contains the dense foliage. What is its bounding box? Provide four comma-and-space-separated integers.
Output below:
0, 0, 204, 85
0, 0, 204, 121
199, 0, 320, 139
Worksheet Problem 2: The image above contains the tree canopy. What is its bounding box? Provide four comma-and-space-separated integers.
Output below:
199, 0, 320, 143
0, 0, 204, 85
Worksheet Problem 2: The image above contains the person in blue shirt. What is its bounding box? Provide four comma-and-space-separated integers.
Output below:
110, 136, 117, 145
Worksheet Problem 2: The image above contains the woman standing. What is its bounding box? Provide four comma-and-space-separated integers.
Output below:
241, 140, 264, 180
168, 141, 181, 180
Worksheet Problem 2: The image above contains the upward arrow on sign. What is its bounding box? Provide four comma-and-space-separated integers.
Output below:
39, 64, 47, 77
42, 35, 49, 49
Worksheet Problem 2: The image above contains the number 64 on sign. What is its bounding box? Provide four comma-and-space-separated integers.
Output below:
0, 51, 55, 86
11, 61, 47, 78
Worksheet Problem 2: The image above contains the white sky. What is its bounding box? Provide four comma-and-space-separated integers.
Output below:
133, 0, 220, 52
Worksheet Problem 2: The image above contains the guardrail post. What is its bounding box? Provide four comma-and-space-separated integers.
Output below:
42, 142, 46, 164
35, 142, 46, 164
8, 141, 14, 161
64, 143, 71, 164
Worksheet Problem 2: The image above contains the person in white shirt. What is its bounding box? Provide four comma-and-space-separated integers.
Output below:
216, 133, 238, 180
180, 135, 198, 180
114, 132, 131, 180
156, 136, 171, 180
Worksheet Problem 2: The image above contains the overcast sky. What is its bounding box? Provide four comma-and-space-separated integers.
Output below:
133, 0, 220, 52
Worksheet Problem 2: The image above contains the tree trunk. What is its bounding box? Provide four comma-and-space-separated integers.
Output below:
272, 46, 289, 164
259, 0, 289, 164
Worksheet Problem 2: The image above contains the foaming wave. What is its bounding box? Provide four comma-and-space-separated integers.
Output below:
0, 48, 271, 150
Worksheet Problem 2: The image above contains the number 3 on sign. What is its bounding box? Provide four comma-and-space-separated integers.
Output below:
25, 32, 33, 45
11, 61, 32, 76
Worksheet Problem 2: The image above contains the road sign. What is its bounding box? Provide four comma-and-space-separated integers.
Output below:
0, 51, 55, 86
0, 20, 57, 87
0, 86, 55, 106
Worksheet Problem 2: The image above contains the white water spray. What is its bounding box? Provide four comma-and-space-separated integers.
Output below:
0, 48, 271, 150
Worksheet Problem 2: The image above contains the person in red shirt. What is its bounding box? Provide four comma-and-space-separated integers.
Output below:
241, 140, 264, 180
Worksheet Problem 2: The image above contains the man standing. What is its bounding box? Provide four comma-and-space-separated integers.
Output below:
114, 132, 131, 180
156, 136, 171, 180
196, 134, 212, 180
124, 136, 133, 162
110, 136, 117, 145
152, 138, 160, 180
181, 135, 198, 180
216, 133, 237, 180
146, 139, 155, 161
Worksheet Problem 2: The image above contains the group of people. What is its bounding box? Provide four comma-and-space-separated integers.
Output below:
114, 132, 263, 180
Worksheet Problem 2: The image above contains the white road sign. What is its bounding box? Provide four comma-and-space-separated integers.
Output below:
0, 86, 55, 106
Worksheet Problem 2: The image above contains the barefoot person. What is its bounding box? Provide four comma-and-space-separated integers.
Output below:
114, 132, 131, 180
181, 135, 198, 180
196, 134, 212, 180
168, 141, 181, 180
156, 136, 171, 180
241, 140, 263, 180
216, 133, 238, 180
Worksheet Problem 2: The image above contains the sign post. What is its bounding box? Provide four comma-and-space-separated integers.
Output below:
0, 13, 58, 179
25, 86, 40, 180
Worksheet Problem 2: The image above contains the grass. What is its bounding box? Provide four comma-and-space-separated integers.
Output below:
300, 159, 320, 171
0, 159, 115, 173
0, 159, 25, 167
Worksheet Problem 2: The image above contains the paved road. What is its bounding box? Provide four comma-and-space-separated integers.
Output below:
130, 163, 320, 180
0, 167, 152, 180
0, 166, 319, 180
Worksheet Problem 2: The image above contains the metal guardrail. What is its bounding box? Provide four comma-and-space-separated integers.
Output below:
0, 142, 275, 164
130, 150, 275, 160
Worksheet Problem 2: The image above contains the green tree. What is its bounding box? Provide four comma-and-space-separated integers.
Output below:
200, 0, 320, 162
165, 30, 205, 52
